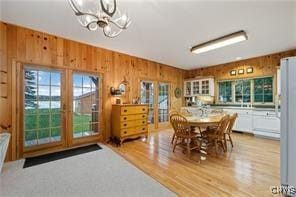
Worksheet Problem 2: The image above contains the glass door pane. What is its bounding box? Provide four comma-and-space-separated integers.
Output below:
72, 73, 100, 138
140, 81, 154, 124
23, 68, 62, 147
158, 83, 169, 123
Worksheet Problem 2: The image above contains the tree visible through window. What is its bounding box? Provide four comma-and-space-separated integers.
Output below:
235, 80, 251, 103
254, 77, 273, 103
218, 81, 232, 103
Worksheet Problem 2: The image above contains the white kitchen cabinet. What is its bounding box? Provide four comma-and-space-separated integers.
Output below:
184, 78, 214, 97
192, 80, 200, 95
252, 110, 280, 139
219, 108, 253, 133
184, 81, 192, 96
232, 110, 253, 133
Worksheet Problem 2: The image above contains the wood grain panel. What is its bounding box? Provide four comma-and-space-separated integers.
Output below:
185, 49, 296, 81
0, 21, 184, 161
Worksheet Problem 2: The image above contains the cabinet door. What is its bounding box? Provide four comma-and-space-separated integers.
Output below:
209, 78, 215, 96
184, 81, 192, 96
233, 113, 253, 133
253, 115, 280, 133
192, 80, 200, 95
201, 80, 210, 95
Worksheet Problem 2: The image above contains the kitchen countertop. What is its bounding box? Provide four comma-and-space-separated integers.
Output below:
182, 106, 279, 112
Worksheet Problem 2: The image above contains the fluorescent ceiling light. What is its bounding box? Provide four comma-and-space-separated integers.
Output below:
191, 31, 248, 54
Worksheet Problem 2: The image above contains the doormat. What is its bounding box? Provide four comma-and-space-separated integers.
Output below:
23, 144, 102, 168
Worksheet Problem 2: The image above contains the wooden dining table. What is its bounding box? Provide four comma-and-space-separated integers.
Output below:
185, 114, 224, 128
184, 114, 225, 161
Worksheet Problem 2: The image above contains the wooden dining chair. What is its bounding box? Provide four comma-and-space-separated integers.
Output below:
170, 114, 200, 156
169, 110, 180, 144
203, 115, 230, 155
224, 113, 238, 151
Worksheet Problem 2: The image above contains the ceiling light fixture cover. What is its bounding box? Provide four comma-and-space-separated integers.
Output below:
68, 0, 131, 38
191, 31, 248, 54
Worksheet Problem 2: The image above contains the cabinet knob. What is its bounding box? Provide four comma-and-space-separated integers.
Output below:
142, 128, 145, 131
142, 121, 145, 124
142, 108, 145, 111
124, 117, 127, 120
124, 131, 127, 134
124, 124, 127, 127
124, 109, 127, 112
266, 113, 269, 116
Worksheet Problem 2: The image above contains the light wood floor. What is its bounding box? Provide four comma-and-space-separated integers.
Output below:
109, 129, 280, 197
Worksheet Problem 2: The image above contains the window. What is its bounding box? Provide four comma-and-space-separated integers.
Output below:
235, 80, 251, 103
140, 81, 154, 124
254, 77, 273, 103
158, 83, 169, 123
218, 77, 273, 104
218, 81, 232, 103
72, 73, 100, 138
24, 68, 62, 147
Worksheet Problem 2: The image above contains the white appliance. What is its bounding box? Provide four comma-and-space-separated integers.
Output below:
281, 57, 296, 190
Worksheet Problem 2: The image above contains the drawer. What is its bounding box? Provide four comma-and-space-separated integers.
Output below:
121, 119, 147, 129
253, 110, 276, 117
120, 114, 147, 122
121, 126, 148, 137
121, 106, 148, 115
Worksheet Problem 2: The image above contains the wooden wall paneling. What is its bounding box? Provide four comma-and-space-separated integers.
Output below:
63, 39, 70, 67
1, 21, 184, 161
0, 23, 7, 73
80, 44, 87, 70
185, 49, 296, 81
69, 40, 78, 69
16, 27, 27, 62
41, 32, 51, 64
56, 38, 64, 67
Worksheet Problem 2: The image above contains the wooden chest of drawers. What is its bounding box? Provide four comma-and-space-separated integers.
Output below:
111, 104, 149, 145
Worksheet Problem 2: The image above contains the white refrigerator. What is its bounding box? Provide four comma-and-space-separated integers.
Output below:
281, 57, 296, 189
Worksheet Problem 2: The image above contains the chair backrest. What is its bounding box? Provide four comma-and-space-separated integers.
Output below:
170, 114, 189, 135
169, 110, 179, 117
226, 113, 238, 134
215, 115, 230, 138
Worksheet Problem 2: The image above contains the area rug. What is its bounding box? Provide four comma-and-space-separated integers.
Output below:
0, 145, 175, 197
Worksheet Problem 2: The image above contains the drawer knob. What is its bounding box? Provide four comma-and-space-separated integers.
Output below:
124, 131, 127, 134
142, 108, 145, 111
142, 121, 145, 124
124, 109, 127, 112
142, 128, 145, 131
124, 117, 127, 120
142, 115, 145, 118
124, 124, 127, 127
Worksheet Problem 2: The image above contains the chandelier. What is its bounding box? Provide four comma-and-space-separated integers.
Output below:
68, 0, 131, 38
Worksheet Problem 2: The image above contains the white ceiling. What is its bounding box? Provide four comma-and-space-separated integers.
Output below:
1, 0, 296, 70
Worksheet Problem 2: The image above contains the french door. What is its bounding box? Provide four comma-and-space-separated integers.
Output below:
20, 65, 101, 157
140, 80, 170, 130
70, 72, 100, 146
